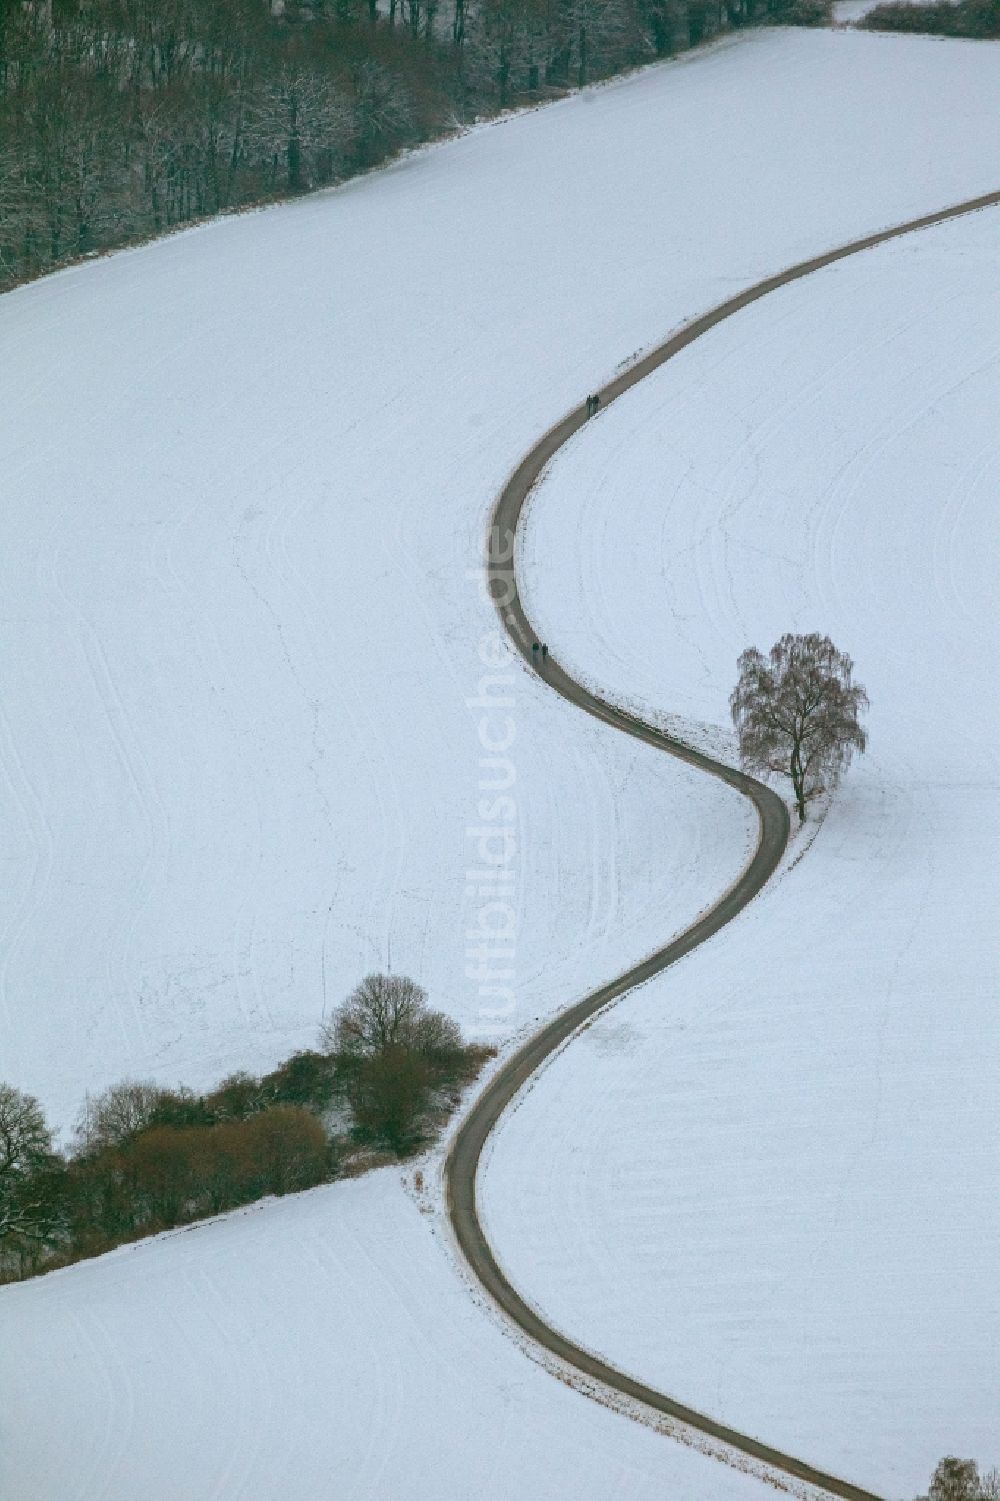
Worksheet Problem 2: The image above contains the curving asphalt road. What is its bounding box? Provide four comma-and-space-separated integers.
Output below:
445, 187, 1000, 1501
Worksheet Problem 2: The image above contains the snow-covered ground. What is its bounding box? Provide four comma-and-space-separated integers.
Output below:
484, 206, 1000, 1498
3, 22, 1000, 1501
0, 1169, 790, 1501
4, 28, 1000, 1135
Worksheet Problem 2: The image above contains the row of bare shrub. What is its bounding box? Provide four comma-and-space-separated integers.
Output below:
60, 1106, 334, 1265
1, 973, 492, 1282
0, 1083, 337, 1281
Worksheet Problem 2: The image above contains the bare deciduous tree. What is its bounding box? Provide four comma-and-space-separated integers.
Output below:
74, 1079, 169, 1155
0, 1083, 61, 1251
244, 67, 353, 190
349, 58, 414, 165
553, 0, 645, 86
916, 1458, 998, 1501
731, 632, 868, 822
469, 0, 546, 104
320, 972, 467, 1152
321, 972, 430, 1057
0, 1084, 52, 1189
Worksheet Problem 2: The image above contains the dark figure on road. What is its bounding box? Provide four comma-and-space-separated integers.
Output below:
586, 393, 601, 417
541, 643, 548, 662
532, 642, 540, 661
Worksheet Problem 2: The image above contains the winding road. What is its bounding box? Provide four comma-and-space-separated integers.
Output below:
445, 187, 1000, 1501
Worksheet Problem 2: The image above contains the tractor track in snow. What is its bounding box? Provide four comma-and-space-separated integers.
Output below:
445, 186, 1000, 1501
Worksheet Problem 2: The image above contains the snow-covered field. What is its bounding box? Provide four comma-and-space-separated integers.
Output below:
3, 22, 1000, 1501
0, 1169, 791, 1501
485, 206, 1000, 1498
4, 28, 1000, 1134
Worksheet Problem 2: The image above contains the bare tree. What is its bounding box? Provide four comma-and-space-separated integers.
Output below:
320, 972, 468, 1151
468, 0, 546, 104
0, 136, 34, 281
0, 1083, 61, 1252
0, 1084, 52, 1190
731, 632, 868, 822
349, 58, 414, 166
409, 1005, 463, 1059
244, 67, 353, 190
203, 1070, 265, 1120
321, 972, 430, 1057
74, 1079, 169, 1155
553, 0, 644, 86
917, 1459, 985, 1501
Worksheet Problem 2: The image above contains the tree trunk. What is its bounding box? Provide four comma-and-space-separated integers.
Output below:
497, 45, 510, 106
287, 100, 302, 191
790, 743, 806, 821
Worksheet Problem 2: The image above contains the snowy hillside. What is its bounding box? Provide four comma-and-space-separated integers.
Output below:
3, 22, 1000, 1501
485, 205, 1000, 1498
4, 29, 1000, 1133
0, 1169, 794, 1501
